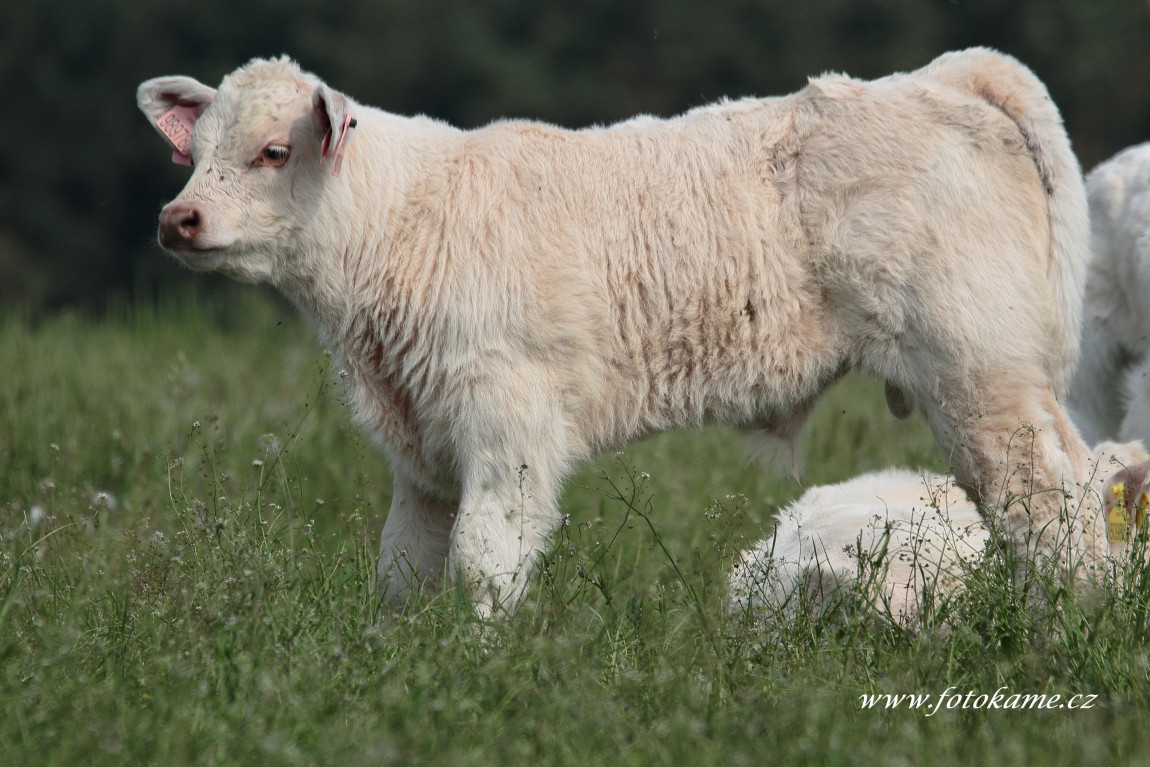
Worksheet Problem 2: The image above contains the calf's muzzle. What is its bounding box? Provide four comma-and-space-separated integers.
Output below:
158, 202, 203, 250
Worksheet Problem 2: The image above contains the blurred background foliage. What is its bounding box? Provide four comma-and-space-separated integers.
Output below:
2, 0, 1148, 314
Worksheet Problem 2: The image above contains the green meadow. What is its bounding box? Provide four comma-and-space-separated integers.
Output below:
3, 291, 1149, 765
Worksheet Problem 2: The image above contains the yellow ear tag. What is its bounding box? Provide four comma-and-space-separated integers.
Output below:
1109, 481, 1130, 543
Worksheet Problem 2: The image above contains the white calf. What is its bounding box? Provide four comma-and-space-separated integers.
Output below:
729, 442, 1150, 625
138, 48, 1093, 617
1071, 143, 1150, 448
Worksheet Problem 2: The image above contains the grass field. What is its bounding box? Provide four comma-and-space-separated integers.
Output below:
3, 291, 1150, 765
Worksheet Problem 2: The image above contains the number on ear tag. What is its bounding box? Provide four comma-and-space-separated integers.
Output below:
156, 105, 204, 165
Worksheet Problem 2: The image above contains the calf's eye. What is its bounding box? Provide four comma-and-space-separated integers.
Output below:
257, 144, 291, 168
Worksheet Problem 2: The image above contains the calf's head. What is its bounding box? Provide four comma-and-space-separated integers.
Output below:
137, 57, 355, 283
1091, 441, 1150, 553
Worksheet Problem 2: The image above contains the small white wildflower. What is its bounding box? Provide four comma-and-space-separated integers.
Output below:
28, 505, 45, 528
191, 421, 200, 430
251, 459, 264, 468
91, 490, 117, 512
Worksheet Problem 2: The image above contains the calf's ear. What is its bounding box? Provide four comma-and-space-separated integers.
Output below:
137, 76, 216, 165
312, 85, 356, 176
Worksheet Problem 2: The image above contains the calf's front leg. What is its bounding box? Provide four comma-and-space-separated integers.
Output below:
377, 472, 456, 608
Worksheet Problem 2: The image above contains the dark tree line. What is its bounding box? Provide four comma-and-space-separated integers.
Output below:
2, 0, 1148, 314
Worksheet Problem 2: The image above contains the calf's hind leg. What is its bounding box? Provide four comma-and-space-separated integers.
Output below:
920, 372, 1101, 578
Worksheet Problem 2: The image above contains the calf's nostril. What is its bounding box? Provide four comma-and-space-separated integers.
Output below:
180, 209, 200, 233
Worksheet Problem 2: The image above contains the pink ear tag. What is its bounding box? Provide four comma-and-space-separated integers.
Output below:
155, 104, 204, 166
330, 114, 355, 177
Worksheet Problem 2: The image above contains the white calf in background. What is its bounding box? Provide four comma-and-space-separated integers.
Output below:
1071, 143, 1150, 448
729, 442, 1150, 626
729, 467, 987, 625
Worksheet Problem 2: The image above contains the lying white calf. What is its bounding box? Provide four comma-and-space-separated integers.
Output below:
1071, 143, 1150, 448
138, 49, 1094, 617
729, 442, 1150, 625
